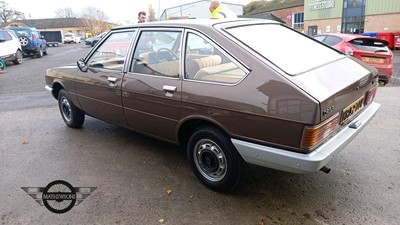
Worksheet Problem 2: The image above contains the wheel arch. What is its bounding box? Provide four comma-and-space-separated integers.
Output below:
177, 117, 231, 149
51, 82, 64, 100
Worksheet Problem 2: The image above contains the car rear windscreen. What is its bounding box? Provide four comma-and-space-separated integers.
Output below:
349, 38, 389, 52
225, 24, 344, 75
10, 28, 31, 37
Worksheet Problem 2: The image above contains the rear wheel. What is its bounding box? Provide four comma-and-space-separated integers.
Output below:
37, 49, 43, 58
187, 126, 243, 192
58, 89, 85, 128
13, 50, 23, 65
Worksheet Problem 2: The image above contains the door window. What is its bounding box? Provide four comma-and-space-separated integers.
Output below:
87, 31, 135, 71
130, 31, 181, 78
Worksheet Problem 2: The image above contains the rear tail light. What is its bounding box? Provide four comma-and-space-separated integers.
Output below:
32, 34, 37, 40
344, 46, 354, 56
301, 113, 339, 150
364, 86, 377, 106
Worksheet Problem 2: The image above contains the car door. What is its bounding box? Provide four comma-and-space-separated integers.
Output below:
122, 29, 183, 142
0, 31, 8, 57
75, 30, 135, 126
0, 31, 14, 58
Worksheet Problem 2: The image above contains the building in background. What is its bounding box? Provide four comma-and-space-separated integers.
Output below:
160, 0, 243, 20
243, 0, 305, 31
305, 0, 400, 35
243, 0, 400, 36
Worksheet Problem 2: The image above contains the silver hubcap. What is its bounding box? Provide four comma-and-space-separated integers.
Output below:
194, 139, 227, 182
60, 97, 72, 122
19, 37, 28, 46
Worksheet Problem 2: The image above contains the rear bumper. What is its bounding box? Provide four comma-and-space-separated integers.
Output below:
232, 102, 381, 174
376, 65, 393, 84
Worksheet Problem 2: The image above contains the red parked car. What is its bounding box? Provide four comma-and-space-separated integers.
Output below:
314, 33, 393, 85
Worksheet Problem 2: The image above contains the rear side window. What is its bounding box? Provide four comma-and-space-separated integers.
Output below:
184, 32, 246, 84
0, 31, 12, 41
226, 24, 343, 75
349, 38, 389, 52
323, 36, 342, 46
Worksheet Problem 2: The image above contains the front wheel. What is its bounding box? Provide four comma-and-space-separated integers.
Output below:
187, 126, 243, 192
58, 89, 85, 128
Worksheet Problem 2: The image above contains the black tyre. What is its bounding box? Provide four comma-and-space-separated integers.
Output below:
187, 126, 243, 192
37, 49, 43, 58
13, 49, 23, 65
58, 89, 85, 128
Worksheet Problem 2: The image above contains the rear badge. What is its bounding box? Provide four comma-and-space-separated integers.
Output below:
322, 106, 335, 116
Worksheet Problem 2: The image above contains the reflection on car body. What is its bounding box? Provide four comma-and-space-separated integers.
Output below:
85, 32, 107, 47
45, 19, 380, 192
314, 33, 393, 85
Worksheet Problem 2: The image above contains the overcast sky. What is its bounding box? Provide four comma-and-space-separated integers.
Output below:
9, 0, 253, 24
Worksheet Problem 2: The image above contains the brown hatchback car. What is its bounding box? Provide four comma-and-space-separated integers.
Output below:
45, 19, 380, 192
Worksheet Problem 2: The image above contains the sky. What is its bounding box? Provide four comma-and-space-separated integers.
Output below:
8, 0, 253, 24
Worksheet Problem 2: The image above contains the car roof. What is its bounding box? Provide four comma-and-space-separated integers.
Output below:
112, 18, 280, 31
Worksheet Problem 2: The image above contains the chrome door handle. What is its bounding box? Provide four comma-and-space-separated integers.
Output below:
107, 77, 117, 82
107, 77, 118, 87
163, 85, 177, 92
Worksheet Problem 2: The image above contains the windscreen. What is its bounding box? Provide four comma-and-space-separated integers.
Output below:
225, 24, 344, 75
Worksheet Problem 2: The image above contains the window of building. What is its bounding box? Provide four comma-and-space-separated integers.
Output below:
292, 12, 304, 30
344, 0, 365, 8
342, 0, 366, 34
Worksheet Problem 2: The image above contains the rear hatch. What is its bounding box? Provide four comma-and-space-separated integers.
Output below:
223, 22, 379, 124
347, 37, 393, 75
290, 56, 378, 124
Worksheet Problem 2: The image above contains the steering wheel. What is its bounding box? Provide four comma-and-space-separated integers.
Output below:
156, 48, 178, 63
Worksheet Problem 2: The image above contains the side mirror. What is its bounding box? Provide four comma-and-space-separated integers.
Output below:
77, 58, 88, 72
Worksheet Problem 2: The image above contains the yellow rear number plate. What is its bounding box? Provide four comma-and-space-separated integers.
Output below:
362, 57, 384, 64
340, 96, 365, 125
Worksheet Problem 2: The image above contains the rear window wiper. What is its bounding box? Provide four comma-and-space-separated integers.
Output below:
374, 49, 388, 53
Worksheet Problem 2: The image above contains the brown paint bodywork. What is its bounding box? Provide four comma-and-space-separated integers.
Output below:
45, 19, 379, 153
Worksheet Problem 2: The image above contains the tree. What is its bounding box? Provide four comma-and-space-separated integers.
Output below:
80, 6, 111, 35
244, 0, 289, 15
244, 1, 267, 14
55, 7, 76, 18
0, 1, 25, 25
147, 4, 156, 22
